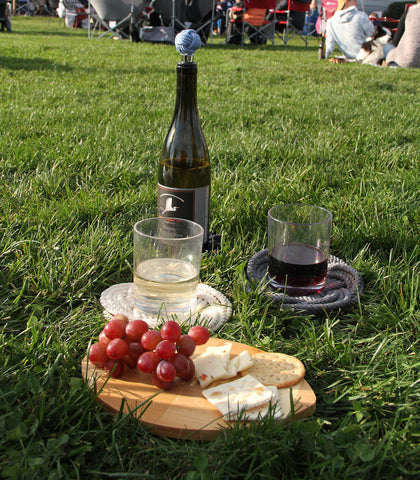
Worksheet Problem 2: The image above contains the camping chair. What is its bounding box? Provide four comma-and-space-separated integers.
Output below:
150, 0, 215, 45
63, 0, 88, 28
369, 14, 399, 36
194, 0, 217, 45
15, 0, 35, 15
369, 3, 414, 39
227, 0, 276, 46
275, 0, 311, 45
0, 0, 12, 32
88, 0, 146, 40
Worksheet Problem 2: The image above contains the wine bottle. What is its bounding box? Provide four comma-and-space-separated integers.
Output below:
318, 35, 326, 60
157, 30, 210, 247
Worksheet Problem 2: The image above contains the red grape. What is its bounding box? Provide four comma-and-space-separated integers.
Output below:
156, 340, 176, 360
151, 372, 173, 390
124, 354, 138, 369
160, 321, 182, 342
141, 330, 162, 351
106, 338, 129, 360
176, 335, 196, 357
156, 360, 176, 383
104, 318, 126, 340
137, 351, 160, 374
125, 319, 149, 341
123, 342, 146, 368
98, 330, 111, 346
127, 341, 145, 358
89, 342, 108, 368
188, 326, 210, 346
104, 358, 125, 378
170, 353, 189, 376
112, 313, 129, 325
178, 358, 195, 381
87, 314, 202, 390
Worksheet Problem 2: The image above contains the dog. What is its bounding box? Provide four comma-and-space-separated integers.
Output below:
356, 25, 392, 65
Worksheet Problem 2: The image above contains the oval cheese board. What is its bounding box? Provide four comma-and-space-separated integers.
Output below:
81, 338, 316, 440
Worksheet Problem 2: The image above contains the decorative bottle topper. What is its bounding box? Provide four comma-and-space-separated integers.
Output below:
175, 29, 201, 63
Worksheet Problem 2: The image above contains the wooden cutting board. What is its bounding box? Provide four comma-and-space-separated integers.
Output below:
81, 338, 316, 441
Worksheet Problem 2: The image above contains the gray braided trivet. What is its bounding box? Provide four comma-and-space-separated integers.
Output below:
99, 283, 232, 332
246, 250, 363, 314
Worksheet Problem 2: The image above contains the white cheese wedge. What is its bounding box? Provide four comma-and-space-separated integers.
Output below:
193, 353, 227, 388
202, 375, 274, 418
204, 343, 232, 370
226, 385, 282, 421
219, 360, 238, 380
231, 351, 253, 373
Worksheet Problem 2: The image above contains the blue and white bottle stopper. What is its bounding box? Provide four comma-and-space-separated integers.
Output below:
175, 29, 201, 63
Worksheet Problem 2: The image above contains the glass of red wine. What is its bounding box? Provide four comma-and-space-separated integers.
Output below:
267, 204, 332, 296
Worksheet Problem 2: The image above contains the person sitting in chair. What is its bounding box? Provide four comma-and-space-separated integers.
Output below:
324, 0, 374, 60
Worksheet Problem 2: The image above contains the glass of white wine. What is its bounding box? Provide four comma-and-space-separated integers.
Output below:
133, 217, 204, 320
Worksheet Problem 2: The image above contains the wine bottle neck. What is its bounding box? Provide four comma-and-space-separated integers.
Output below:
175, 62, 198, 112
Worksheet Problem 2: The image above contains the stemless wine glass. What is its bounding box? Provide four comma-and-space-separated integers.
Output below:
133, 217, 204, 319
267, 204, 332, 296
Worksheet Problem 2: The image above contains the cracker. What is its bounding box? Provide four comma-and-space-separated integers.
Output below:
241, 352, 305, 389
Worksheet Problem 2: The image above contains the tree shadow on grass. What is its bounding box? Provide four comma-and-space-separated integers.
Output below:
0, 55, 73, 72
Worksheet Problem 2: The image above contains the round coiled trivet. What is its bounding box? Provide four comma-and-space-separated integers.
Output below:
100, 283, 232, 332
246, 250, 364, 314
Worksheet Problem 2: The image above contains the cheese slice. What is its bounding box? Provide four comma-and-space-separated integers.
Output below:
193, 343, 255, 387
226, 386, 282, 421
231, 351, 253, 373
204, 343, 232, 370
193, 353, 227, 388
202, 375, 274, 418
219, 351, 253, 380
219, 360, 238, 380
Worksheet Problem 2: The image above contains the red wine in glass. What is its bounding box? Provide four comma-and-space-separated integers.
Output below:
268, 243, 328, 296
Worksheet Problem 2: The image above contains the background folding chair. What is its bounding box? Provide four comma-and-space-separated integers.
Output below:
368, 1, 413, 41
275, 0, 311, 45
62, 0, 89, 28
15, 0, 36, 15
88, 0, 147, 40
194, 0, 217, 44
225, 2, 244, 44
227, 0, 276, 46
151, 0, 216, 44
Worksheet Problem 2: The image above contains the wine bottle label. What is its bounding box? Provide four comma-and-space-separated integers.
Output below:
157, 183, 209, 241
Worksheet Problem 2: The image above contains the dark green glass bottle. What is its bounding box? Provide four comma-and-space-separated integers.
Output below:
318, 36, 326, 60
158, 60, 210, 246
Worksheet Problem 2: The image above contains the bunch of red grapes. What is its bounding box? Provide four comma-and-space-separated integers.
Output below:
88, 314, 210, 390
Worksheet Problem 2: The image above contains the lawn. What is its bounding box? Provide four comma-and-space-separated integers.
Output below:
0, 16, 419, 480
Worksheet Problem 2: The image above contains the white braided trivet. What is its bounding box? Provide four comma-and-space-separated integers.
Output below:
99, 283, 232, 332
246, 250, 364, 314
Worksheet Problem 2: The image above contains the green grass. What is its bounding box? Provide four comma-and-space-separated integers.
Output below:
1, 16, 419, 480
